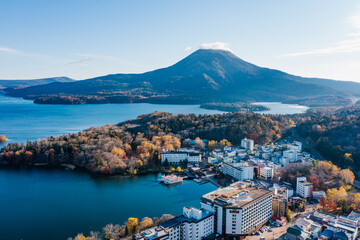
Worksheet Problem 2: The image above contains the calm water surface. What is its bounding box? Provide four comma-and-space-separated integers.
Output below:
254, 102, 309, 114
0, 94, 308, 240
0, 168, 217, 240
0, 94, 308, 145
0, 94, 224, 144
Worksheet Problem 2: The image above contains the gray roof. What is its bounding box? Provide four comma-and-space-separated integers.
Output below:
347, 211, 360, 221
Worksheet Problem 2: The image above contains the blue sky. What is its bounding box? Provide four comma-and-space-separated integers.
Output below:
1, 0, 360, 81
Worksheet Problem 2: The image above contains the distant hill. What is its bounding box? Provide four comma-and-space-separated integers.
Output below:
3, 49, 359, 106
297, 77, 360, 96
0, 77, 74, 89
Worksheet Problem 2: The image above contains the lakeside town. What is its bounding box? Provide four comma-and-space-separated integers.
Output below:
4, 1, 360, 240
130, 137, 360, 240
3, 111, 360, 240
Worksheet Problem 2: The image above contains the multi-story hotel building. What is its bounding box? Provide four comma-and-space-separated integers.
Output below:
134, 207, 214, 240
241, 138, 254, 152
221, 162, 254, 181
296, 177, 313, 198
161, 150, 201, 164
200, 185, 273, 236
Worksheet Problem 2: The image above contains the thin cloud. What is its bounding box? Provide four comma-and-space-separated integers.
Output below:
0, 46, 21, 55
280, 38, 360, 57
65, 53, 104, 65
0, 46, 58, 61
66, 57, 97, 65
185, 46, 192, 51
349, 12, 360, 29
280, 12, 360, 57
200, 42, 232, 51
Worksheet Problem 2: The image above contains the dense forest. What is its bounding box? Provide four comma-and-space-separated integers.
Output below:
0, 112, 292, 175
199, 102, 270, 112
3, 107, 360, 175
295, 107, 360, 172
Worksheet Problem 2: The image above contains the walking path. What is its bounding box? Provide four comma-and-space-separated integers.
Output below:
205, 174, 222, 188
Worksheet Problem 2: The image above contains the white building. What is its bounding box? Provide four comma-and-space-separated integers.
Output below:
279, 157, 289, 166
285, 186, 294, 198
134, 226, 171, 240
201, 185, 273, 235
161, 151, 201, 164
261, 152, 272, 160
241, 138, 254, 152
207, 157, 219, 164
348, 211, 360, 227
327, 216, 359, 240
288, 141, 302, 152
283, 150, 297, 163
312, 191, 326, 200
181, 207, 214, 240
296, 177, 313, 198
135, 207, 214, 240
221, 162, 254, 181
259, 166, 273, 180
224, 146, 233, 151
164, 207, 214, 240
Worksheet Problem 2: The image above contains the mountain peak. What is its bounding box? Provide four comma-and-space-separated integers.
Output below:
191, 48, 236, 57
4, 48, 358, 107
199, 42, 232, 52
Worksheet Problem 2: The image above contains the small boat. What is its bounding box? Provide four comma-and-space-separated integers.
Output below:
160, 174, 183, 185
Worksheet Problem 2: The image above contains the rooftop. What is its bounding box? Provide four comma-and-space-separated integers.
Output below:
347, 211, 360, 221
201, 186, 272, 209
160, 210, 213, 229
301, 181, 313, 186
135, 226, 169, 240
262, 166, 273, 170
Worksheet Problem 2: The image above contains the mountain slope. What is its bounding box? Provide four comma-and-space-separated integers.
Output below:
3, 49, 358, 105
297, 77, 360, 96
0, 77, 74, 89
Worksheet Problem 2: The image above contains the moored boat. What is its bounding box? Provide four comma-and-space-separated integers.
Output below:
160, 174, 183, 185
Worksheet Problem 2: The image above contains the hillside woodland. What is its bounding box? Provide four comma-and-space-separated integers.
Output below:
3, 107, 360, 175
0, 112, 291, 174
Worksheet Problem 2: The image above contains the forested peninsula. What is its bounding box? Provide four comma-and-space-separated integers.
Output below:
2, 108, 360, 175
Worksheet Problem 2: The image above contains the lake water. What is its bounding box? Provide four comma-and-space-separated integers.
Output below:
0, 94, 308, 145
0, 94, 308, 240
0, 168, 217, 240
0, 94, 224, 144
254, 102, 309, 115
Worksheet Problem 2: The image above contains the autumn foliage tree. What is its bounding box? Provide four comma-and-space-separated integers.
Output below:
0, 135, 8, 142
339, 169, 355, 185
0, 111, 292, 175
207, 140, 218, 151
194, 137, 204, 150
125, 217, 138, 234
139, 217, 154, 230
219, 139, 232, 148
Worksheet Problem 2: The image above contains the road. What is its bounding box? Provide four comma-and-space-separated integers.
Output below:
205, 173, 222, 188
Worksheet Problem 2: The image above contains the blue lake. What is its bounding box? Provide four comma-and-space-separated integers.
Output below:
0, 94, 224, 144
0, 94, 308, 240
0, 168, 217, 240
0, 94, 307, 145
